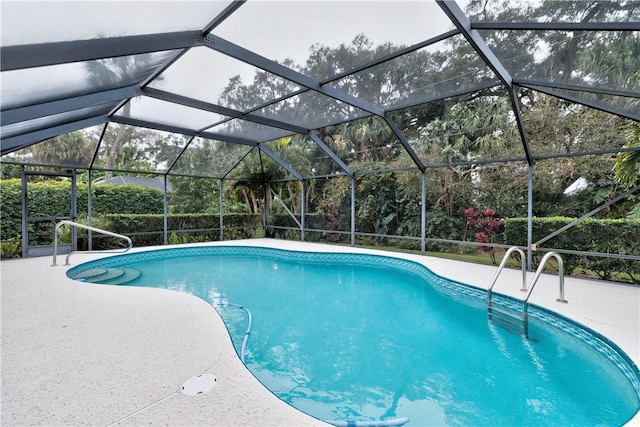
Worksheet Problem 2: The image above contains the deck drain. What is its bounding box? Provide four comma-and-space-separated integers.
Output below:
181, 374, 218, 396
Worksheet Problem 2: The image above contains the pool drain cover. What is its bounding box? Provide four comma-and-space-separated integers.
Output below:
181, 374, 218, 396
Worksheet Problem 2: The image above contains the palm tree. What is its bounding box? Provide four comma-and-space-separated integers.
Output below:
614, 121, 640, 187
29, 131, 93, 167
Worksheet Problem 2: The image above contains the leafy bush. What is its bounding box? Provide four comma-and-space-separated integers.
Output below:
90, 184, 164, 214
1, 179, 28, 241
271, 213, 303, 240
464, 207, 501, 263
0, 240, 22, 259
102, 213, 261, 247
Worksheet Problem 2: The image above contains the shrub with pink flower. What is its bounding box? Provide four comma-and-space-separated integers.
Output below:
464, 208, 502, 263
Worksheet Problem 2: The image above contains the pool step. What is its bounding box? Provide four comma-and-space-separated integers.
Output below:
71, 267, 141, 285
95, 268, 141, 285
488, 304, 527, 336
70, 268, 108, 280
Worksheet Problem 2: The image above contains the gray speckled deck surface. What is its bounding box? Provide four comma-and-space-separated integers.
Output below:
2, 239, 638, 426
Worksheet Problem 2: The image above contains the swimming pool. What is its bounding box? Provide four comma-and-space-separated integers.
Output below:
68, 246, 640, 426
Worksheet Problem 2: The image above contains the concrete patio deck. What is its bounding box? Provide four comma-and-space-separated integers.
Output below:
2, 238, 638, 426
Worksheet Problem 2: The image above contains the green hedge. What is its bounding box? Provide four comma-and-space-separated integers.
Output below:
0, 178, 164, 244
504, 217, 640, 282
90, 184, 164, 214
271, 213, 306, 240
271, 213, 357, 243
0, 179, 22, 243
74, 213, 262, 249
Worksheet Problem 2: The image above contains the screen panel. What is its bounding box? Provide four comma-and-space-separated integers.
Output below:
479, 29, 639, 95
205, 118, 295, 143
1, 51, 178, 111
521, 90, 633, 156
93, 123, 189, 174
170, 136, 252, 178
328, 33, 500, 110
1, 104, 113, 140
115, 96, 229, 132
214, 1, 456, 81
394, 89, 526, 166
1, 124, 104, 168
151, 47, 302, 112
252, 90, 371, 131
1, 1, 232, 46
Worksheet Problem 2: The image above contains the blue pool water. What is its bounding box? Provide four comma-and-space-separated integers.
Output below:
69, 246, 640, 426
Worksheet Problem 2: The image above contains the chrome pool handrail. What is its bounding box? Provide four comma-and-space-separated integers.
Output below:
488, 248, 566, 339
52, 220, 132, 266
522, 251, 567, 332
487, 246, 527, 303
524, 251, 567, 304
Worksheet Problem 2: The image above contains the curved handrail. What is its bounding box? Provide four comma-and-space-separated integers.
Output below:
524, 251, 567, 304
523, 251, 567, 328
52, 220, 132, 266
487, 247, 527, 308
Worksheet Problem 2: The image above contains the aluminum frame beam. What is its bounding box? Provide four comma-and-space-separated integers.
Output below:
259, 144, 303, 181
203, 1, 247, 35
471, 22, 640, 31
140, 51, 191, 90
509, 86, 533, 164
110, 116, 259, 146
351, 177, 356, 246
421, 171, 426, 253
222, 146, 255, 180
2, 85, 139, 126
514, 78, 640, 99
535, 183, 640, 247
523, 84, 640, 122
533, 145, 640, 161
1, 31, 203, 72
269, 186, 302, 229
219, 180, 224, 240
165, 135, 196, 173
387, 80, 501, 113
203, 34, 385, 117
437, 0, 535, 165
87, 123, 108, 169
1, 115, 107, 155
437, 1, 512, 87
383, 114, 426, 172
308, 132, 354, 178
424, 155, 528, 169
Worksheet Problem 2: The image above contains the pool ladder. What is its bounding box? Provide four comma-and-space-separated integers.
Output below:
487, 248, 567, 339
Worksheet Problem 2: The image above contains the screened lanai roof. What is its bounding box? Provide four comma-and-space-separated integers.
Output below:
1, 0, 638, 180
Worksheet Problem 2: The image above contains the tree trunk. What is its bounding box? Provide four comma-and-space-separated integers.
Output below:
287, 181, 300, 214
250, 191, 259, 214
240, 189, 251, 213
263, 186, 271, 237
104, 103, 130, 183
